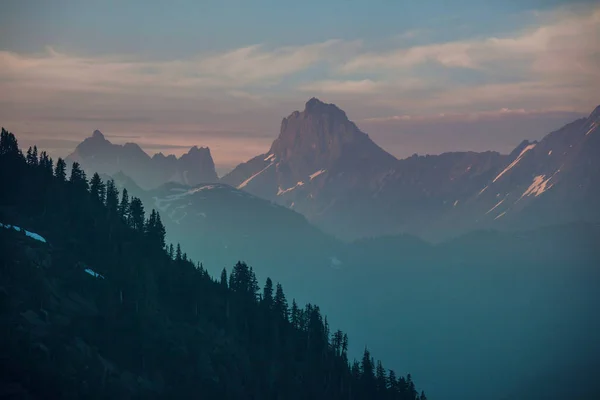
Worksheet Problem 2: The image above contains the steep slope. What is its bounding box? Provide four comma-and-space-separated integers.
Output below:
141, 182, 343, 283
0, 128, 426, 400
451, 105, 600, 234
66, 130, 218, 189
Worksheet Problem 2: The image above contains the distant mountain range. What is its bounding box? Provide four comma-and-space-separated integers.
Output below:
222, 98, 600, 241
68, 99, 600, 241
66, 130, 218, 189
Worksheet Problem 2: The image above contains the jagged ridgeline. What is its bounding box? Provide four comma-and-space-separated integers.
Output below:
0, 127, 427, 399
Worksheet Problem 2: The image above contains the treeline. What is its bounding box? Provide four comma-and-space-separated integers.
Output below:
0, 128, 427, 399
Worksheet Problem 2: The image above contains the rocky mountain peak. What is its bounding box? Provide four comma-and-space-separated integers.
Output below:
269, 98, 381, 167
304, 97, 347, 118
91, 129, 105, 140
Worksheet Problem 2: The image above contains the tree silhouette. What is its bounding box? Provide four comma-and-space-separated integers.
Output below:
105, 179, 119, 214
69, 162, 88, 191
129, 197, 145, 231
119, 187, 130, 221
55, 158, 67, 181
90, 173, 106, 203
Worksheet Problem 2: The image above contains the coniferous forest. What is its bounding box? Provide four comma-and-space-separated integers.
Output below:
0, 127, 428, 399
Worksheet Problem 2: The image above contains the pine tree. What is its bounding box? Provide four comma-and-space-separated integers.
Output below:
145, 209, 157, 238
105, 179, 119, 214
69, 162, 88, 191
175, 243, 182, 261
129, 197, 145, 231
361, 348, 376, 395
220, 268, 228, 288
291, 299, 300, 329
90, 173, 106, 203
263, 278, 274, 308
38, 151, 53, 176
388, 370, 398, 392
376, 360, 387, 394
274, 283, 288, 320
55, 158, 67, 181
168, 244, 174, 260
26, 146, 35, 165
0, 128, 21, 157
119, 187, 130, 221
32, 146, 38, 166
155, 212, 166, 248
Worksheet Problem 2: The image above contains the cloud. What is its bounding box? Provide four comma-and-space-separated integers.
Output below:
298, 79, 385, 94
360, 108, 585, 124
340, 6, 599, 75
332, 4, 599, 113
0, 40, 351, 95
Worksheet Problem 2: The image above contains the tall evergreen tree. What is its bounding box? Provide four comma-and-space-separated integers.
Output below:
32, 146, 38, 166
26, 146, 35, 165
38, 151, 53, 176
220, 268, 228, 288
69, 162, 88, 191
175, 243, 182, 261
274, 283, 288, 320
55, 158, 67, 181
262, 278, 274, 309
118, 187, 130, 221
89, 173, 106, 203
0, 128, 21, 157
376, 360, 387, 394
105, 179, 119, 214
291, 299, 300, 329
129, 197, 145, 231
155, 212, 166, 248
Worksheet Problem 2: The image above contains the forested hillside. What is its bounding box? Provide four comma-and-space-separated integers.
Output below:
0, 127, 428, 399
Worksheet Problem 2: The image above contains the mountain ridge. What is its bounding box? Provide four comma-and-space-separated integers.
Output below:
66, 130, 218, 189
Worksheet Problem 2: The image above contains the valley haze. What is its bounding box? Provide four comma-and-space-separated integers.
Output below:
1, 1, 599, 400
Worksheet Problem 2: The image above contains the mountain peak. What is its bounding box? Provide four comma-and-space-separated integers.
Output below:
188, 145, 211, 155
304, 97, 346, 118
92, 130, 105, 140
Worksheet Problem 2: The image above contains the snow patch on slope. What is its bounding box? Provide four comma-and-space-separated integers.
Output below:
84, 268, 105, 279
0, 223, 47, 243
238, 162, 274, 189
494, 211, 507, 220
585, 122, 597, 136
277, 181, 304, 196
519, 174, 554, 199
486, 198, 506, 215
309, 169, 327, 181
493, 143, 537, 183
264, 153, 275, 161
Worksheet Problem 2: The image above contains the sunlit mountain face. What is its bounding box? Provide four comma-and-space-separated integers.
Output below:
2, 1, 599, 399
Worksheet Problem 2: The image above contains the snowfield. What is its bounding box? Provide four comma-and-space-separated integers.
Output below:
0, 223, 47, 243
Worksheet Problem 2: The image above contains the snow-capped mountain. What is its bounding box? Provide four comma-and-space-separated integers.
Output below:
223, 99, 600, 241
66, 130, 218, 189
221, 98, 400, 238
67, 101, 600, 241
455, 105, 600, 233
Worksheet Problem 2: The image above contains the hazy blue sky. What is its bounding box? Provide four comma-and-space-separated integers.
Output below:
0, 0, 598, 173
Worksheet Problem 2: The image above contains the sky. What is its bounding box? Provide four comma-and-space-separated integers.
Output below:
0, 0, 598, 174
